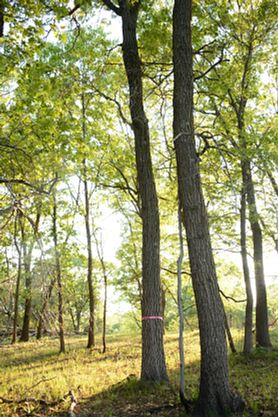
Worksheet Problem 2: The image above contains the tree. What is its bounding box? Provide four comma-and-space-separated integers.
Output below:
52, 193, 66, 354
172, 1, 244, 415
101, 0, 168, 383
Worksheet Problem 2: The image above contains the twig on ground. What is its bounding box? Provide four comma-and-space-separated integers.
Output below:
68, 390, 78, 417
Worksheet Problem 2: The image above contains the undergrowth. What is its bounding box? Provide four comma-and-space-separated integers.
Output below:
0, 330, 277, 416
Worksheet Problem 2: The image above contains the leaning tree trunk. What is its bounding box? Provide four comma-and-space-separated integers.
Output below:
240, 187, 253, 353
172, 1, 244, 415
102, 0, 168, 382
53, 197, 66, 354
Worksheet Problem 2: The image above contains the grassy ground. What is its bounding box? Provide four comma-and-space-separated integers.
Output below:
0, 330, 277, 417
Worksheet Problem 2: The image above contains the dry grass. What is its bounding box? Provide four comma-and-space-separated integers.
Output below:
0, 330, 277, 416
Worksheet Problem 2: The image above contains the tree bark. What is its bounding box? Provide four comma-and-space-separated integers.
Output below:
177, 205, 186, 404
81, 90, 95, 349
19, 212, 40, 342
102, 0, 168, 382
172, 1, 244, 415
240, 189, 253, 353
245, 162, 271, 348
230, 31, 271, 349
12, 214, 22, 344
53, 197, 66, 354
121, 1, 167, 382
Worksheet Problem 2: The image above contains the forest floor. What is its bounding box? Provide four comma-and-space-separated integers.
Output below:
0, 329, 277, 417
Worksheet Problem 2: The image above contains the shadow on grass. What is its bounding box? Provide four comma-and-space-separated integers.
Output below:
51, 347, 278, 417
1, 332, 278, 417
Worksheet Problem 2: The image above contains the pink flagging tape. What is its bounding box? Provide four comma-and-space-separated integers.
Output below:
142, 316, 163, 321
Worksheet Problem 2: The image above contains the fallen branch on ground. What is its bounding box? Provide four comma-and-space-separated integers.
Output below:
0, 390, 72, 407
68, 390, 77, 417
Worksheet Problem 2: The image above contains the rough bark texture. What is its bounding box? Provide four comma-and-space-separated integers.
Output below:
177, 206, 186, 404
240, 190, 253, 353
104, 0, 167, 382
172, 1, 244, 415
53, 199, 66, 354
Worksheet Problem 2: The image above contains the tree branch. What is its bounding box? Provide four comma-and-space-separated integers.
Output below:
218, 287, 246, 303
102, 0, 122, 16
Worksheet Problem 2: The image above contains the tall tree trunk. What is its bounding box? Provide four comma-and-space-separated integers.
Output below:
172, 1, 244, 415
19, 212, 40, 342
81, 91, 95, 349
231, 31, 271, 349
102, 0, 168, 382
12, 214, 22, 344
177, 205, 186, 405
121, 2, 167, 382
102, 269, 107, 354
93, 229, 108, 354
53, 197, 66, 354
244, 162, 271, 348
240, 188, 253, 353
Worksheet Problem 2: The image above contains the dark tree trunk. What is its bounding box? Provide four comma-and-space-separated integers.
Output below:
81, 90, 95, 349
102, 0, 168, 382
121, 1, 167, 382
84, 176, 95, 349
177, 206, 186, 404
240, 189, 253, 353
245, 163, 271, 348
19, 212, 40, 342
53, 197, 66, 354
102, 271, 107, 354
172, 1, 244, 415
230, 31, 271, 349
0, 1, 4, 37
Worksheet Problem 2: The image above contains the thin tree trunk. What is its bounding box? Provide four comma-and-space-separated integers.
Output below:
92, 229, 108, 353
223, 304, 237, 354
81, 91, 95, 349
19, 225, 32, 342
102, 271, 107, 354
172, 1, 244, 415
12, 214, 22, 344
0, 1, 4, 37
231, 30, 271, 349
37, 278, 55, 340
19, 212, 40, 342
53, 197, 66, 354
177, 205, 186, 405
84, 175, 95, 348
240, 189, 253, 353
241, 150, 271, 348
102, 0, 168, 382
